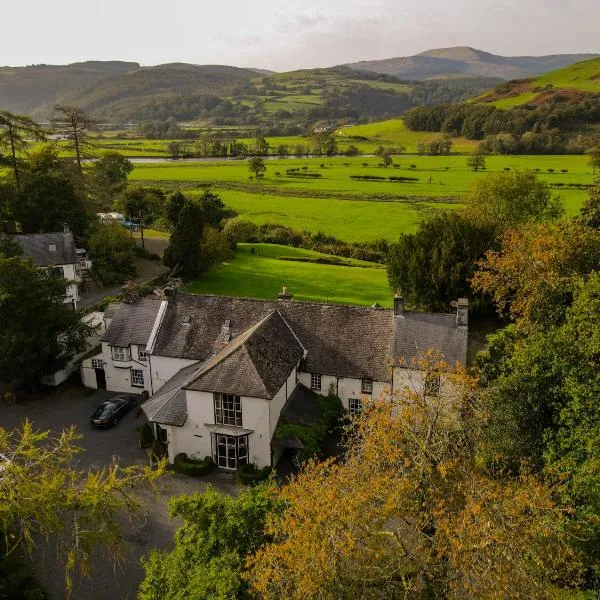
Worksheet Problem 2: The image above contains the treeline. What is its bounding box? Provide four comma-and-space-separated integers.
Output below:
404, 94, 600, 152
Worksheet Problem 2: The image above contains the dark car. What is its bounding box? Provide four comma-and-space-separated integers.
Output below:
90, 394, 137, 428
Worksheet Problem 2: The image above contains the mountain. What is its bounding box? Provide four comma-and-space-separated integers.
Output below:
344, 47, 598, 81
474, 56, 600, 108
0, 61, 140, 118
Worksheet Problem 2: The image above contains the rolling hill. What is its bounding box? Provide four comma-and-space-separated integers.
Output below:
345, 47, 598, 81
475, 56, 600, 107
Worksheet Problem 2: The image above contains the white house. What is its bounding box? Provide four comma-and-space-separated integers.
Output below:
81, 292, 468, 470
14, 231, 92, 309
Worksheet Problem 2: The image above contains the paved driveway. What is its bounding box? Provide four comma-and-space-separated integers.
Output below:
0, 384, 237, 600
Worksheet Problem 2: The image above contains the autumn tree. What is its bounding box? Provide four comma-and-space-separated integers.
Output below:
0, 111, 46, 188
52, 104, 97, 176
463, 170, 563, 233
0, 421, 164, 592
472, 221, 600, 329
248, 355, 579, 599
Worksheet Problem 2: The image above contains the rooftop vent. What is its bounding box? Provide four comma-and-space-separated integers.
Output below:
277, 286, 294, 301
48, 244, 57, 252
218, 319, 232, 343
182, 316, 192, 326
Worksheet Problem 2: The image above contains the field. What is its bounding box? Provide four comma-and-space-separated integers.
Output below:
131, 154, 593, 242
186, 243, 392, 306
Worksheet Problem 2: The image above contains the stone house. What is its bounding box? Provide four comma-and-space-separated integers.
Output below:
81, 292, 468, 470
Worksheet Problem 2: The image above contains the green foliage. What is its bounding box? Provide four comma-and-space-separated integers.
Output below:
0, 257, 91, 383
138, 483, 280, 600
463, 170, 564, 232
275, 392, 343, 462
88, 151, 132, 208
163, 199, 205, 277
87, 222, 136, 285
0, 234, 22, 258
387, 212, 495, 312
200, 227, 234, 265
196, 189, 233, 229
173, 454, 214, 477
136, 422, 154, 449
248, 157, 266, 179
579, 181, 600, 228
165, 190, 186, 229
236, 464, 272, 486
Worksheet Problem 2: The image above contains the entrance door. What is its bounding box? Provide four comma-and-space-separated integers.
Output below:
214, 434, 248, 470
95, 368, 106, 389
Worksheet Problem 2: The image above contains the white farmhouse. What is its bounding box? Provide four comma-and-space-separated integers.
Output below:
14, 231, 92, 309
81, 292, 468, 470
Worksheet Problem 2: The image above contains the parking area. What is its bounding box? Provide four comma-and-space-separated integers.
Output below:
0, 383, 238, 600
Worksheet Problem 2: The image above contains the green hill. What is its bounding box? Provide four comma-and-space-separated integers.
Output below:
475, 57, 600, 107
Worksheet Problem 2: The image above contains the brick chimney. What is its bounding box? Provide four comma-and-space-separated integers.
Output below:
277, 286, 293, 301
394, 294, 404, 316
454, 298, 469, 326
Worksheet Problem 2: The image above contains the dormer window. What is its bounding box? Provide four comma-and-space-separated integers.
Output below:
361, 378, 373, 395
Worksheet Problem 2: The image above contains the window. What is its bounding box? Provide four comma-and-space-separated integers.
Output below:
214, 394, 242, 427
310, 373, 321, 390
424, 374, 441, 397
361, 378, 373, 394
348, 398, 362, 415
112, 346, 131, 361
214, 434, 249, 470
138, 348, 148, 361
130, 369, 144, 388
51, 266, 64, 278
91, 358, 103, 369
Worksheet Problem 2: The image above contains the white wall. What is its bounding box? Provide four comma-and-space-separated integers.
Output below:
99, 342, 152, 394
149, 355, 198, 393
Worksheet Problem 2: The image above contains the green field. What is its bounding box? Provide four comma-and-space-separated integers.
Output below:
186, 243, 392, 306
131, 154, 592, 242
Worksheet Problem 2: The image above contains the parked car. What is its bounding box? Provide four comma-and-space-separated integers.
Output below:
90, 395, 137, 428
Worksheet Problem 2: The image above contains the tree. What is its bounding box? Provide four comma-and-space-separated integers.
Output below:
139, 483, 279, 600
467, 147, 487, 172
87, 223, 136, 284
463, 171, 564, 233
168, 141, 182, 160
222, 217, 259, 243
249, 356, 579, 599
0, 257, 91, 383
382, 152, 393, 167
165, 190, 186, 229
200, 227, 234, 265
116, 186, 165, 248
0, 111, 46, 188
387, 212, 495, 311
13, 159, 89, 239
0, 234, 22, 258
588, 147, 600, 174
472, 221, 600, 328
578, 180, 600, 228
248, 157, 266, 180
276, 144, 288, 157
52, 104, 97, 176
163, 199, 205, 277
344, 144, 359, 156
89, 151, 133, 209
197, 189, 231, 229
0, 421, 163, 592
253, 134, 270, 156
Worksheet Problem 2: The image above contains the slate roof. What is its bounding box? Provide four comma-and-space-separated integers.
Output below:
279, 383, 323, 424
14, 232, 77, 266
186, 310, 305, 399
101, 297, 163, 347
142, 361, 203, 427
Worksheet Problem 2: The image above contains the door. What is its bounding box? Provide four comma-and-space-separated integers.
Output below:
214, 434, 249, 470
95, 368, 106, 389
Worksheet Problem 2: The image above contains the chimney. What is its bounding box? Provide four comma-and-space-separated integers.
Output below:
454, 298, 469, 326
277, 286, 293, 301
393, 294, 404, 316
63, 224, 70, 233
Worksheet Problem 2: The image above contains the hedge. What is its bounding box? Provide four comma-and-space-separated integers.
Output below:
174, 453, 214, 477
236, 463, 272, 485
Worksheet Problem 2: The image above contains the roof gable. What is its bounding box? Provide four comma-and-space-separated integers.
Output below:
14, 232, 77, 266
101, 297, 164, 347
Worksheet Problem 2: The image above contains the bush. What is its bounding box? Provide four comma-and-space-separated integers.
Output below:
173, 453, 214, 476
149, 439, 167, 462
410, 164, 416, 169
547, 168, 555, 173
236, 463, 272, 485
504, 167, 511, 171
561, 169, 568, 173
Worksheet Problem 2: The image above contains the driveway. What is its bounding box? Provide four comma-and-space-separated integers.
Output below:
0, 383, 238, 600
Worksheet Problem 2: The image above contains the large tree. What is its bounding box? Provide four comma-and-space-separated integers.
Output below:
89, 151, 133, 209
86, 222, 137, 284
116, 186, 165, 248
52, 104, 97, 176
248, 157, 266, 179
0, 257, 91, 383
387, 212, 495, 311
463, 170, 563, 233
248, 357, 580, 599
0, 421, 163, 593
0, 111, 46, 188
163, 199, 205, 277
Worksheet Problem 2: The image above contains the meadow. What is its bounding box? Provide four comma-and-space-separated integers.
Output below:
131, 154, 593, 242
186, 243, 392, 306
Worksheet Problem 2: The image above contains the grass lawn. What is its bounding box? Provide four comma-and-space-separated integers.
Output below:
186, 243, 392, 307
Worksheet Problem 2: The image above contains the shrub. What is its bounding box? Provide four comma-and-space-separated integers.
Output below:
534, 168, 541, 172
149, 439, 167, 462
410, 164, 416, 169
547, 168, 555, 173
561, 169, 568, 173
362, 162, 368, 167
173, 453, 214, 477
236, 463, 272, 485
504, 167, 511, 171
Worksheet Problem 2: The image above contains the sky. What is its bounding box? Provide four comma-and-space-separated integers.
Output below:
2, 0, 598, 71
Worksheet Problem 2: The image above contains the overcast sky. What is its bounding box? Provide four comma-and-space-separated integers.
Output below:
2, 0, 598, 71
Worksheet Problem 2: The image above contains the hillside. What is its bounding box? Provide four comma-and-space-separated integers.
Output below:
0, 61, 139, 118
475, 56, 600, 107
345, 47, 598, 81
